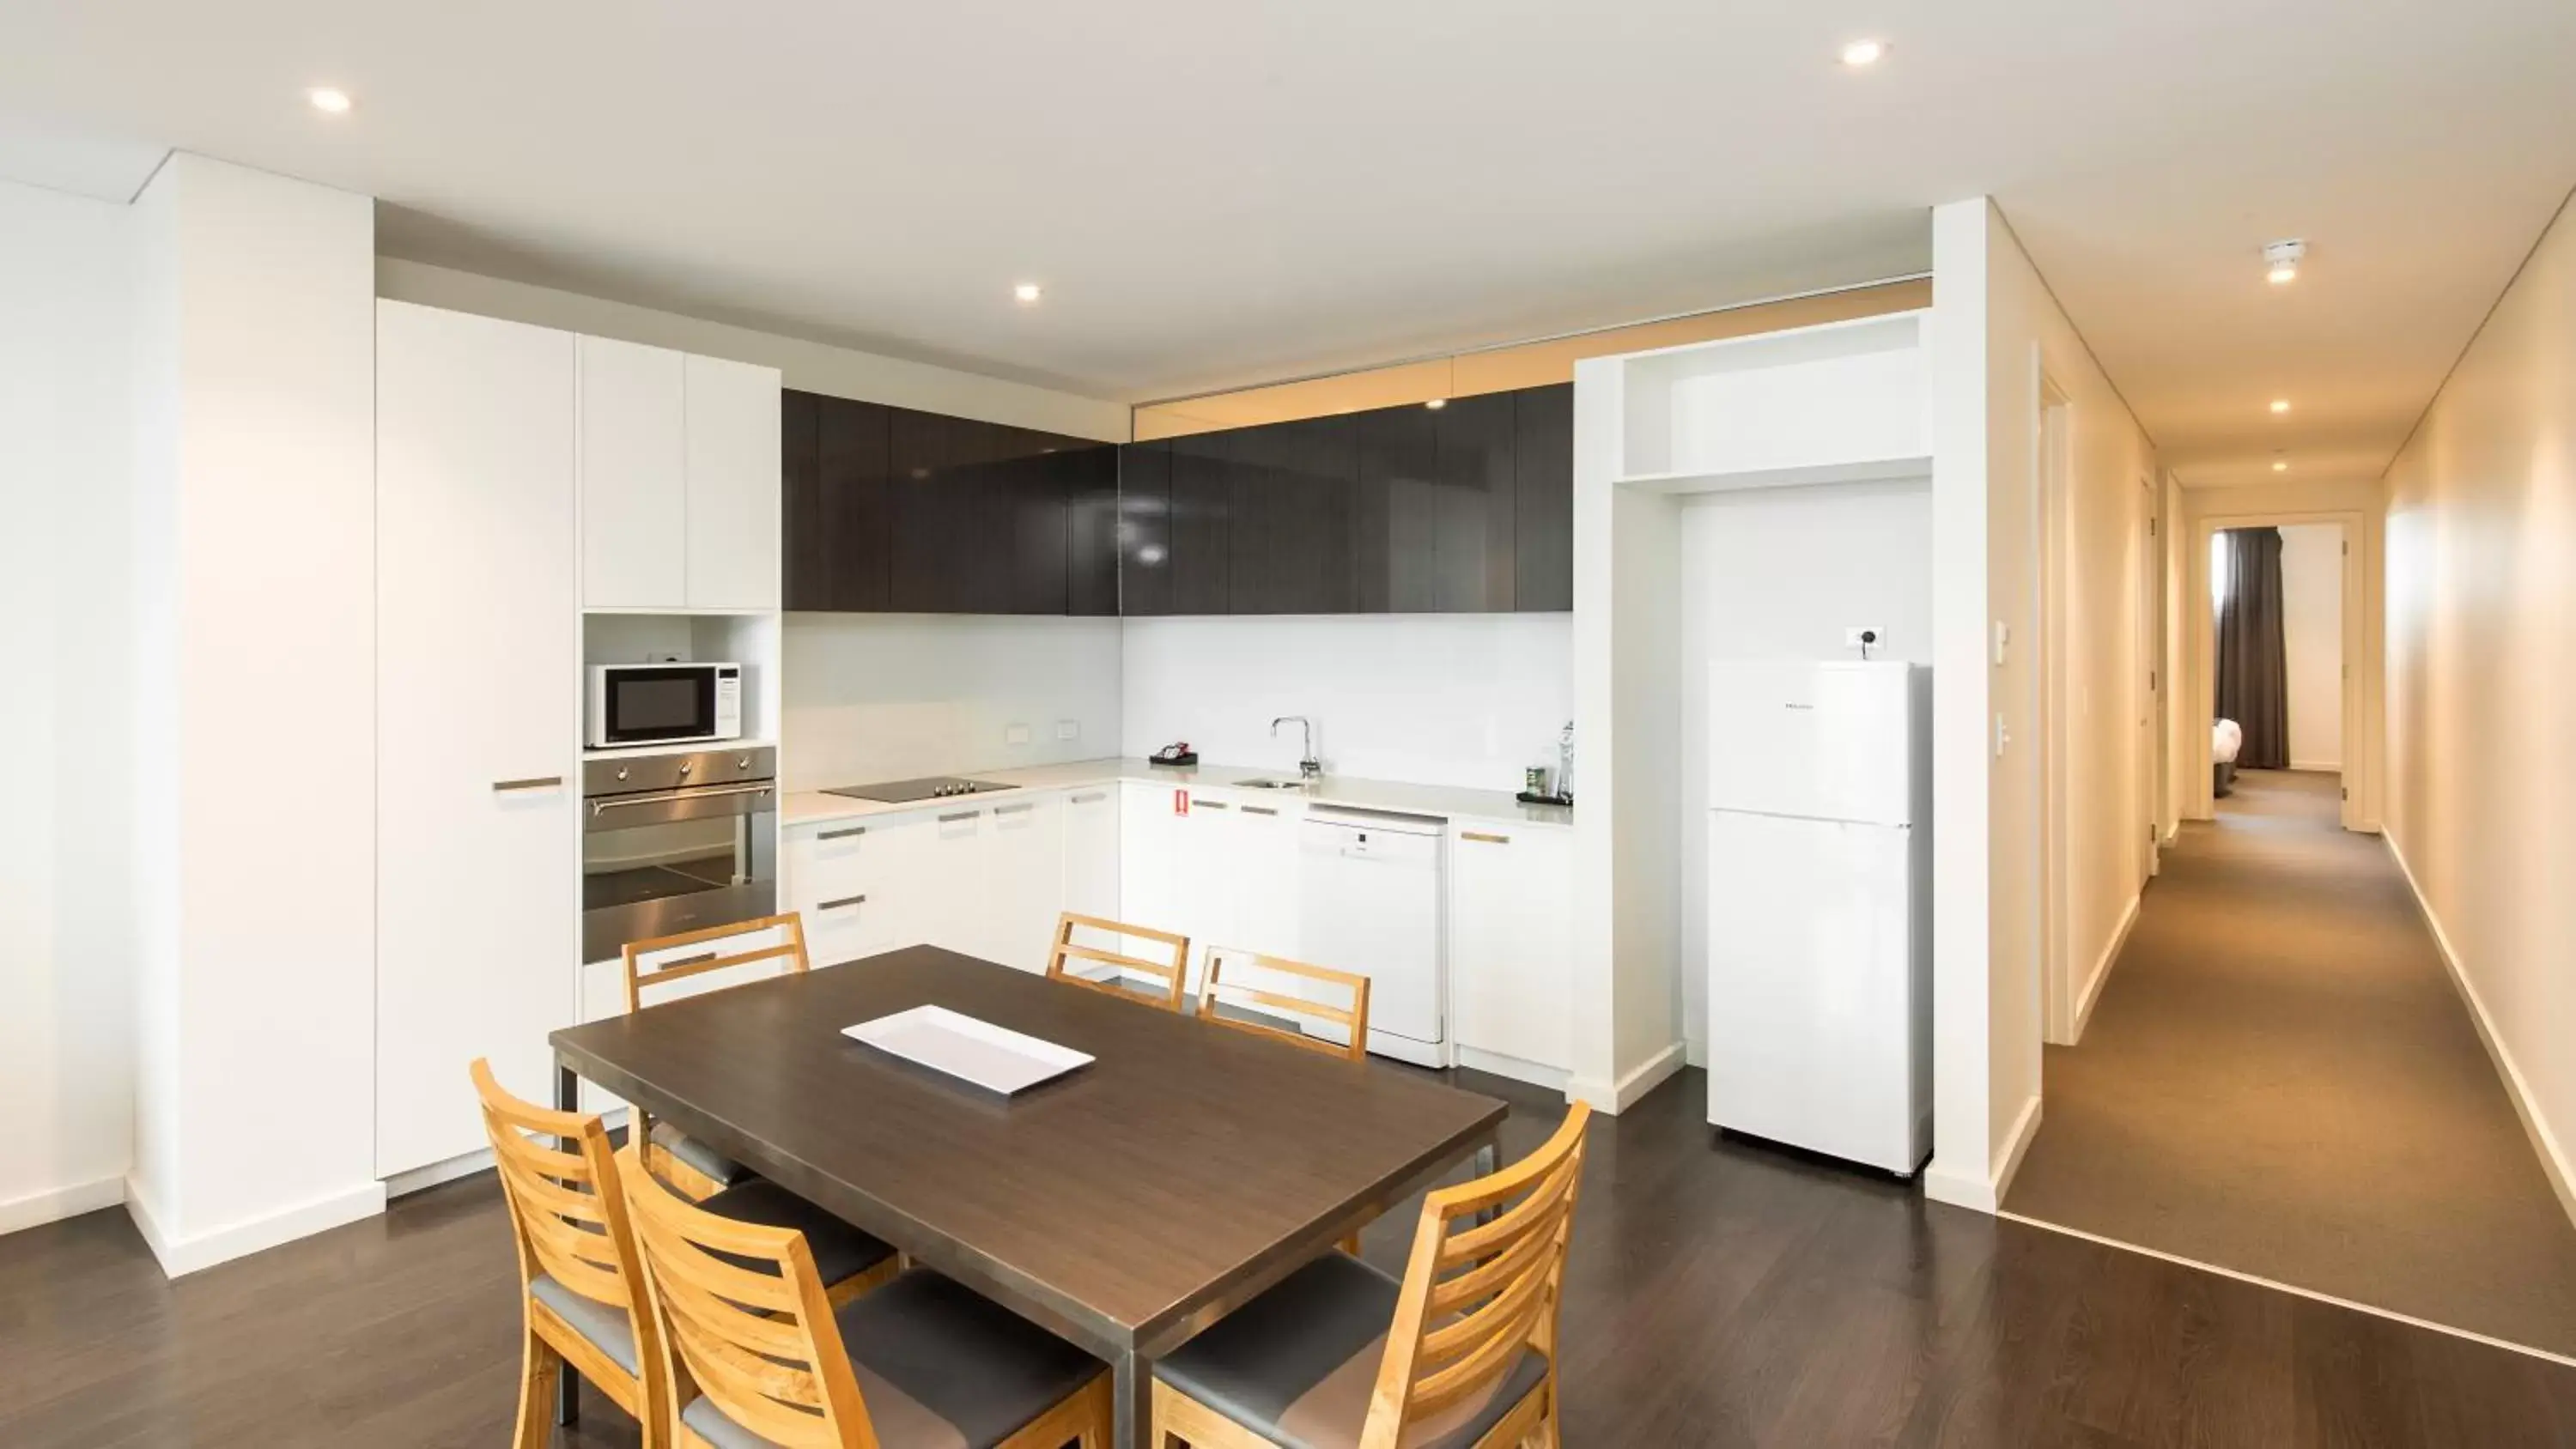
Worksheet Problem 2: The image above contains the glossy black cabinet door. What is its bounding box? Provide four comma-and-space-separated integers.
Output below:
999, 427, 1071, 615
1228, 414, 1358, 615
818, 395, 893, 611
1064, 443, 1121, 616
1117, 441, 1174, 616
1353, 403, 1441, 612
1512, 384, 1574, 611
1166, 430, 1233, 615
781, 390, 826, 609
1433, 391, 1518, 611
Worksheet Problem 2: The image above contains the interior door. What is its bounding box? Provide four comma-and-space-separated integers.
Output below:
375, 300, 577, 1177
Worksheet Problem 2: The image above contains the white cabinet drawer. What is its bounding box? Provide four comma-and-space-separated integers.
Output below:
785, 816, 901, 905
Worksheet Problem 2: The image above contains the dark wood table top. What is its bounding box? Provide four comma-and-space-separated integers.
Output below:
551, 946, 1508, 1356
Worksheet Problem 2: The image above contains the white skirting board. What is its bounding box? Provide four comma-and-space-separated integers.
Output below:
124, 1177, 387, 1278
0, 1176, 127, 1238
1923, 1093, 2043, 1214
2070, 893, 2141, 1044
2386, 835, 2576, 1234
1453, 1046, 1571, 1096
1568, 1040, 1687, 1114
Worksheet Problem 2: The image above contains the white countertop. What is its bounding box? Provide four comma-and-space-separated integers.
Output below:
781, 757, 1575, 832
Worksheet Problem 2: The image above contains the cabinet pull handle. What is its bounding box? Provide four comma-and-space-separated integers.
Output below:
818, 894, 867, 912
493, 776, 564, 793
1461, 830, 1510, 845
1197, 800, 1230, 810
592, 783, 771, 814
995, 803, 1035, 815
939, 809, 982, 823
1242, 805, 1279, 816
817, 825, 868, 841
1070, 791, 1107, 804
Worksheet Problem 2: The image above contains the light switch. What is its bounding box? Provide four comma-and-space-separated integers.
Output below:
1992, 621, 2012, 666
1005, 723, 1032, 746
1055, 719, 1080, 742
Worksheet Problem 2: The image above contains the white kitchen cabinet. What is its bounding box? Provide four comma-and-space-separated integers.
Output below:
1119, 780, 1184, 947
916, 804, 993, 957
375, 301, 580, 1178
786, 810, 932, 969
1224, 797, 1303, 960
683, 354, 783, 610
982, 793, 1066, 970
1448, 821, 1575, 1076
578, 336, 688, 609
1062, 786, 1121, 925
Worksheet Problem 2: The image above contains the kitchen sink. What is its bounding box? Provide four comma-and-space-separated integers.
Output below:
1233, 778, 1315, 791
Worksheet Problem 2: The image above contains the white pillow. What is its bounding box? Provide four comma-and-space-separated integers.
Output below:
2213, 718, 2243, 765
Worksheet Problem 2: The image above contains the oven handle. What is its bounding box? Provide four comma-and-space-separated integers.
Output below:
590, 782, 775, 815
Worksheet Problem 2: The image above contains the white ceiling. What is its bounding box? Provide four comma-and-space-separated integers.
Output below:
3, 1, 2572, 488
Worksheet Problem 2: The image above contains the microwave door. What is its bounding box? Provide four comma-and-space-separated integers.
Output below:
601, 666, 715, 746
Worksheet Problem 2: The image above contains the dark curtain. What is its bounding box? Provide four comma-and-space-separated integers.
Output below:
2215, 526, 2289, 769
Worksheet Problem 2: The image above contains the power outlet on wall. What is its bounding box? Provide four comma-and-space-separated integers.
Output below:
1005, 723, 1032, 746
1054, 720, 1080, 742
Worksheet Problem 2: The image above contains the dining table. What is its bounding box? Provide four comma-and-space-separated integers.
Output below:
549, 943, 1510, 1449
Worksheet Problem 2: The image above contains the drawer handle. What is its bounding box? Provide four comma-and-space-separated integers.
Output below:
939, 809, 982, 823
1242, 805, 1279, 816
995, 803, 1035, 815
1070, 791, 1107, 804
818, 894, 867, 912
818, 825, 867, 841
1461, 831, 1511, 845
1196, 800, 1230, 810
492, 776, 563, 793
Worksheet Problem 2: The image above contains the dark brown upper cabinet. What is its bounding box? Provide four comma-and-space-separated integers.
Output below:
1352, 403, 1440, 613
1165, 431, 1233, 615
1431, 391, 1518, 611
1117, 441, 1174, 616
783, 388, 1116, 616
1512, 384, 1574, 612
1228, 414, 1358, 615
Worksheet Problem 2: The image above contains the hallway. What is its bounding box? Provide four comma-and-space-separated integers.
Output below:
2005, 769, 2576, 1358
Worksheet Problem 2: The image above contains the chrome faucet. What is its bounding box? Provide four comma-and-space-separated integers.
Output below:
1272, 715, 1321, 779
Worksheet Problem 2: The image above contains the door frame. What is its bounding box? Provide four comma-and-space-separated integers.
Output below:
2186, 507, 2367, 830
2034, 374, 2076, 1046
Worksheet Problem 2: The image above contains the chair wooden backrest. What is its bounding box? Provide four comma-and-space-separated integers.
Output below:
1044, 911, 1191, 1012
1359, 1103, 1592, 1449
1197, 946, 1372, 1063
623, 912, 813, 1014
472, 1059, 661, 1409
617, 1141, 876, 1449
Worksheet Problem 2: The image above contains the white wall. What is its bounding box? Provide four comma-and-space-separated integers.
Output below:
1675, 480, 1933, 1064
1926, 197, 2160, 1213
2383, 189, 2576, 1228
125, 155, 383, 1273
376, 258, 1127, 443
1118, 615, 1571, 792
2278, 522, 2346, 771
0, 178, 135, 1234
784, 615, 1124, 791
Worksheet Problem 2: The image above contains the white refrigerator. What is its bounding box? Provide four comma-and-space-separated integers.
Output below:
1705, 660, 1931, 1175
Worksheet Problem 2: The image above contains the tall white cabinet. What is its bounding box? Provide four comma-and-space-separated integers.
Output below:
374, 301, 580, 1178
579, 341, 782, 611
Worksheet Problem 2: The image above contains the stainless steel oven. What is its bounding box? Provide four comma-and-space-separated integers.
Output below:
581, 746, 776, 962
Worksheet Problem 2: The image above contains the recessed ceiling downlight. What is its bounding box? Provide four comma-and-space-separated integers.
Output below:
1840, 39, 1886, 67
2273, 460, 2290, 472
2269, 399, 2292, 414
2263, 238, 2306, 285
307, 87, 353, 114
1012, 282, 1043, 305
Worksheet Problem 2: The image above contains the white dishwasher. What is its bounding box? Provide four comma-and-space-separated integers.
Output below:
1298, 809, 1446, 1067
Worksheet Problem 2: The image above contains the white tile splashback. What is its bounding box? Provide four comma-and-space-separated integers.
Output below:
781, 615, 1122, 791
1119, 614, 1572, 792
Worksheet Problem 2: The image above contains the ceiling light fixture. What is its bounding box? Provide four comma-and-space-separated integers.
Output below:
1425, 398, 1448, 410
1012, 282, 1042, 304
1840, 39, 1886, 67
307, 87, 353, 114
2263, 238, 2306, 285
2273, 460, 2289, 472
2269, 399, 2291, 414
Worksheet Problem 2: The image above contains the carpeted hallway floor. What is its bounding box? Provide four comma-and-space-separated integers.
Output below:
2005, 768, 2576, 1358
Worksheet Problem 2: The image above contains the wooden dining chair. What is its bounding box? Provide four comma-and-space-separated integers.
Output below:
623, 912, 813, 1197
617, 1140, 1114, 1449
1196, 945, 1373, 1064
1044, 910, 1192, 1012
473, 1061, 898, 1449
1150, 1103, 1592, 1449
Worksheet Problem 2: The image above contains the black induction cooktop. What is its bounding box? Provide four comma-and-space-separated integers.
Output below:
822, 776, 1013, 803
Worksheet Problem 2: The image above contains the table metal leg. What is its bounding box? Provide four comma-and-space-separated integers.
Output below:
1115, 1349, 1148, 1449
554, 1063, 582, 1429
1470, 1139, 1501, 1226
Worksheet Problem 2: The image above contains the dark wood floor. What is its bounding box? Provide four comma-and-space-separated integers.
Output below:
4, 1067, 2573, 1447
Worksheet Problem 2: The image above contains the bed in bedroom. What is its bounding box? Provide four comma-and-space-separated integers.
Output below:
2213, 718, 2242, 797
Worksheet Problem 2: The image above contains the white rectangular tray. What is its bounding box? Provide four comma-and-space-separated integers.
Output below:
841, 1004, 1093, 1095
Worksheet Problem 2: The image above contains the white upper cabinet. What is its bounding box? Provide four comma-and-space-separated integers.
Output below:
374, 300, 579, 1177
683, 353, 783, 610
578, 339, 781, 611
579, 336, 688, 608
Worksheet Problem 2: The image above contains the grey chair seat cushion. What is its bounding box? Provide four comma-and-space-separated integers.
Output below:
681, 1269, 1103, 1449
698, 1177, 896, 1289
651, 1119, 756, 1188
1151, 1252, 1549, 1449
523, 1182, 890, 1383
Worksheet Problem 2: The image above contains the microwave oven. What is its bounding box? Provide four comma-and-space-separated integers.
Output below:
587, 662, 744, 749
